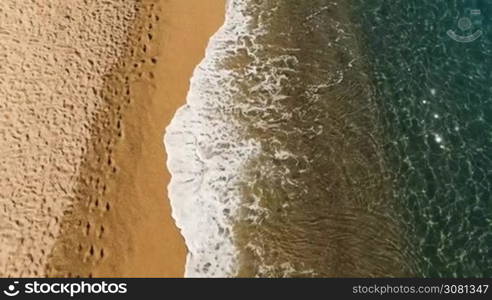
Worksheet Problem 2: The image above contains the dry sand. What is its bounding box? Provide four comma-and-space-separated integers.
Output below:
0, 0, 225, 277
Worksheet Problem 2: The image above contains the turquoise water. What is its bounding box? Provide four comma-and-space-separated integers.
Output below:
351, 0, 492, 277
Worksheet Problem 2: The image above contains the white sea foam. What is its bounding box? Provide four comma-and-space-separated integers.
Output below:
164, 0, 260, 277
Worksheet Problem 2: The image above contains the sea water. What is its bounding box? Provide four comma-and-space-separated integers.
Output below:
165, 0, 492, 277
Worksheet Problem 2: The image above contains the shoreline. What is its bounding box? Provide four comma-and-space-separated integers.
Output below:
46, 0, 226, 277
166, 0, 413, 277
123, 0, 226, 276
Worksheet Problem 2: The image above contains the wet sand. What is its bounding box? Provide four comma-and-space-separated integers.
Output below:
47, 0, 226, 277
96, 0, 227, 277
0, 0, 225, 277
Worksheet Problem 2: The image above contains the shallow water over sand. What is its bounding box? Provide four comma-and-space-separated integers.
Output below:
166, 0, 492, 277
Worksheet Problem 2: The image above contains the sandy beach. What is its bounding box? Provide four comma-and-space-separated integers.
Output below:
47, 0, 226, 277
0, 0, 225, 277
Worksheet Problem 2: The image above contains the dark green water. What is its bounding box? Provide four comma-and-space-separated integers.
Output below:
167, 0, 492, 277
351, 0, 492, 277
232, 0, 492, 277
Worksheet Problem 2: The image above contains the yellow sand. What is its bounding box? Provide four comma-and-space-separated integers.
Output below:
0, 0, 224, 277
92, 0, 226, 277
